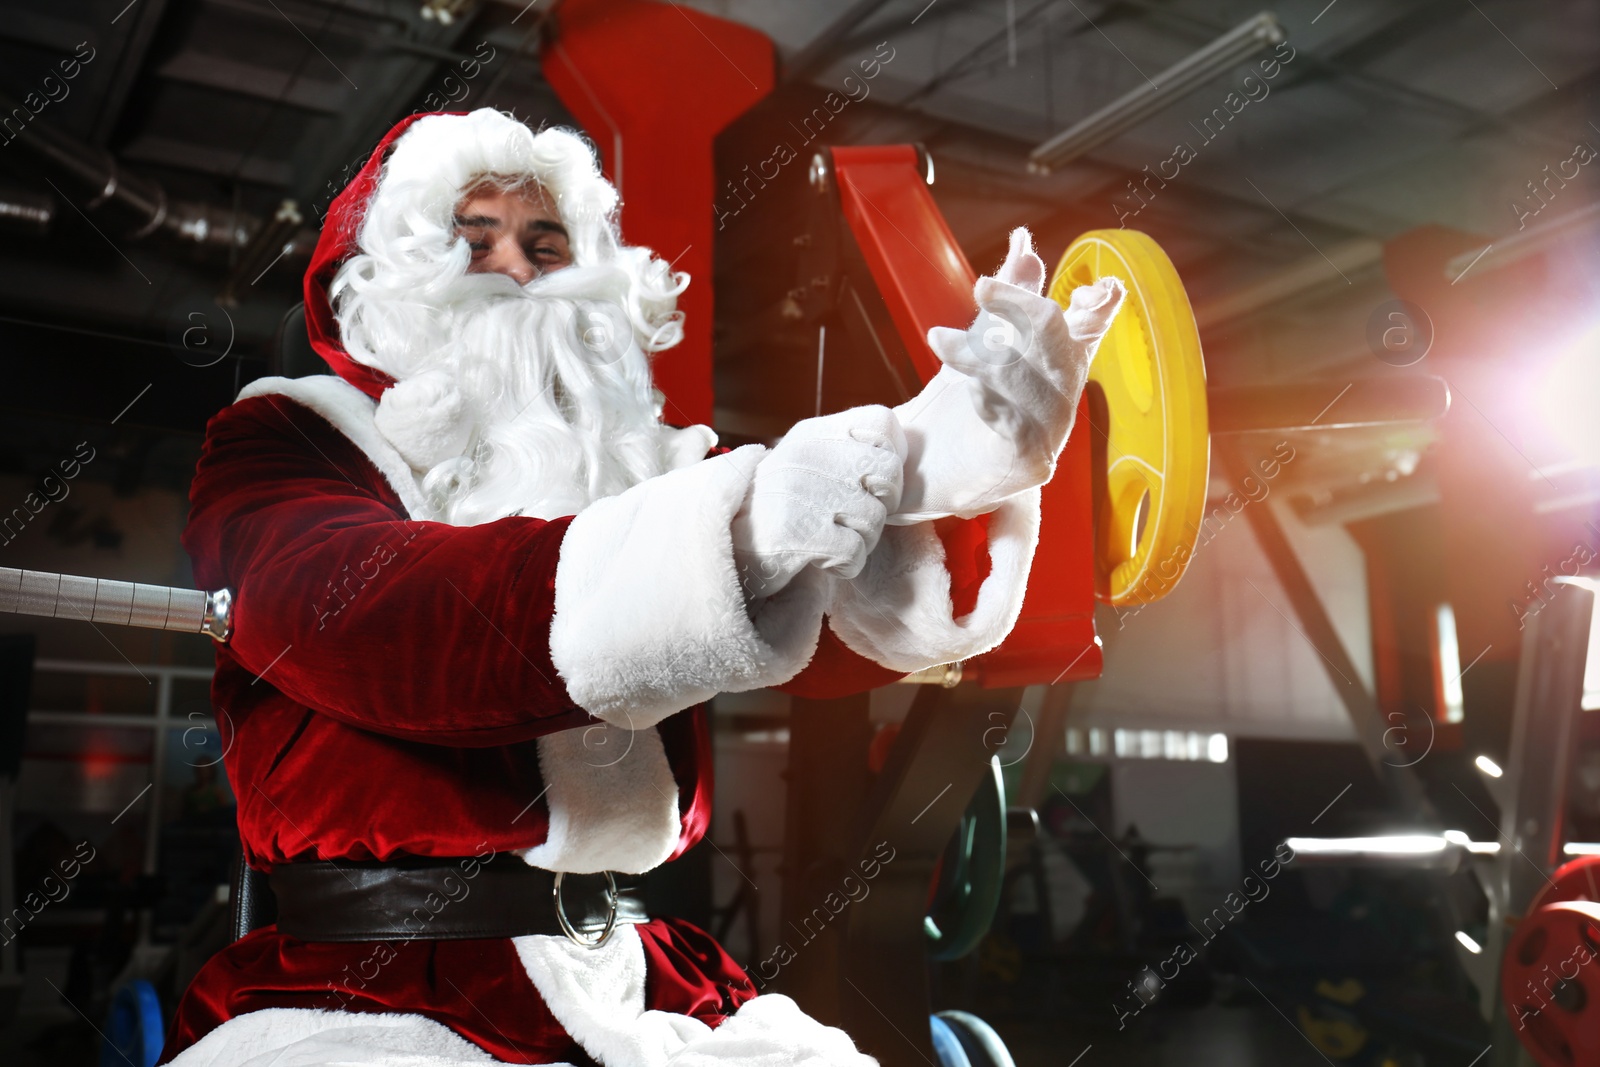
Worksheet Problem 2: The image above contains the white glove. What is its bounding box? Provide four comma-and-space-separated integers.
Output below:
731, 405, 906, 600
890, 227, 1126, 524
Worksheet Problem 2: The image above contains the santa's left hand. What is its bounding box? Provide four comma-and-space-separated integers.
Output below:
890, 227, 1125, 524
731, 405, 906, 600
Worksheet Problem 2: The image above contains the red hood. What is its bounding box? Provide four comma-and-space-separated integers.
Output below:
303, 110, 467, 400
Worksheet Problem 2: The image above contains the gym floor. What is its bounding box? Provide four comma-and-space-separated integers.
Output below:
1001, 1005, 1364, 1067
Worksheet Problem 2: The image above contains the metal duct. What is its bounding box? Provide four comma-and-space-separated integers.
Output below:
0, 89, 295, 256
0, 89, 169, 237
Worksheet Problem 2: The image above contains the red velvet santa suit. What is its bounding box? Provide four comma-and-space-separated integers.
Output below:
160, 112, 1044, 1067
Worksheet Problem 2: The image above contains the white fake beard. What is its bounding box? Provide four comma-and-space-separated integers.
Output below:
365, 264, 671, 525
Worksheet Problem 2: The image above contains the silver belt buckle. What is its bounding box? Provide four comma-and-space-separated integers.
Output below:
553, 870, 618, 948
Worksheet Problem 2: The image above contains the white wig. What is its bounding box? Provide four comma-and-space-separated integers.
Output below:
327, 109, 694, 524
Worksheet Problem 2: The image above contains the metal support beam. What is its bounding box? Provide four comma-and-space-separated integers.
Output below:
92, 0, 172, 146
1495, 582, 1592, 933
1444, 202, 1600, 283
1218, 444, 1432, 816
1016, 684, 1071, 811
779, 685, 1019, 1067
155, 53, 349, 113
1486, 581, 1594, 1065
1208, 377, 1451, 435
777, 692, 877, 1029
841, 686, 1016, 1067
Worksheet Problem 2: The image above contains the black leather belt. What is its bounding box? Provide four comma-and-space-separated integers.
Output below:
268, 856, 649, 946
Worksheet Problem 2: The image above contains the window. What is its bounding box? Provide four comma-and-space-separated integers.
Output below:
1068, 727, 1228, 763
1433, 602, 1465, 723
1584, 593, 1600, 711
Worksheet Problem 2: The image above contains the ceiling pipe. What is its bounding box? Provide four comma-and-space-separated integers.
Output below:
1207, 376, 1450, 435
0, 89, 171, 239
1444, 201, 1600, 282
0, 187, 52, 235
1028, 11, 1284, 174
0, 89, 315, 260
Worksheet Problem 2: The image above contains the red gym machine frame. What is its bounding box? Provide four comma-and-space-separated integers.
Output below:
543, 1, 1102, 690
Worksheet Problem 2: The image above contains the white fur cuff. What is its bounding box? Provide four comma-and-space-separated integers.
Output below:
520, 724, 682, 874
549, 446, 830, 729
162, 1007, 511, 1066
826, 489, 1041, 673
514, 927, 879, 1067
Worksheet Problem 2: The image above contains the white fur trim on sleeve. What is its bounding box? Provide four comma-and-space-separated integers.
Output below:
519, 724, 681, 874
825, 488, 1041, 673
549, 445, 831, 729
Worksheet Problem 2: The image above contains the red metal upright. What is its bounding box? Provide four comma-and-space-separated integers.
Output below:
831, 145, 1101, 687
542, 0, 775, 427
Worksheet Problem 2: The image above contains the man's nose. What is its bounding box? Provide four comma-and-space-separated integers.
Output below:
495, 246, 538, 285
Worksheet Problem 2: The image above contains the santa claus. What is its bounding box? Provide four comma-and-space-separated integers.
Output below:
159, 108, 1124, 1067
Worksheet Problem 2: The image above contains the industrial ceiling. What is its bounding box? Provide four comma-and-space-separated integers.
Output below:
0, 0, 1594, 507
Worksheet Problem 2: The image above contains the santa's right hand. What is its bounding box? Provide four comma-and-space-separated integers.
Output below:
731, 406, 906, 600
891, 227, 1124, 522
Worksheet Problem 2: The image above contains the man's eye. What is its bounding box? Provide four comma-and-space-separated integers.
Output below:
531, 242, 573, 263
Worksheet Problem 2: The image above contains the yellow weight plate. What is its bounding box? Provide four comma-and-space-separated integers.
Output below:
1296, 1004, 1369, 1059
1049, 230, 1209, 607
